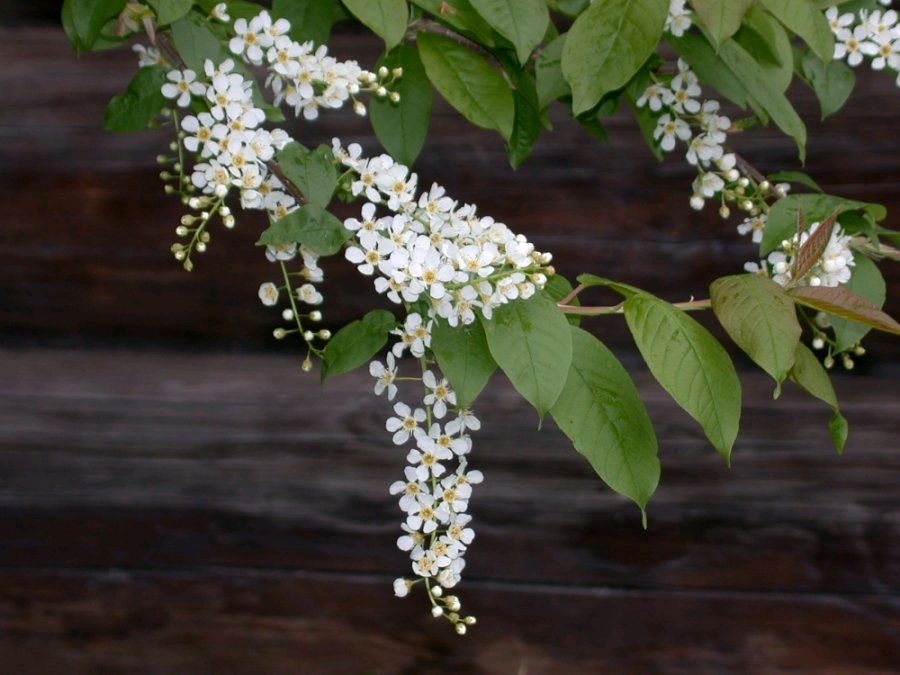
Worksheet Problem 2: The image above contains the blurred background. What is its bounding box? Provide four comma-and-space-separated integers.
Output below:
1, 2, 899, 672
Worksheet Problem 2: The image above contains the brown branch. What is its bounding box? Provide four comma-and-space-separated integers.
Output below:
266, 160, 308, 205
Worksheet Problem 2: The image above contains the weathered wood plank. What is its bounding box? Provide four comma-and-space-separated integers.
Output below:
0, 28, 897, 347
0, 569, 897, 674
1, 348, 898, 596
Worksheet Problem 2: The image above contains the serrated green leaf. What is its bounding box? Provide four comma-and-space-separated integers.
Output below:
829, 254, 886, 352
551, 326, 660, 512
431, 316, 497, 408
624, 293, 742, 462
789, 342, 847, 453
667, 32, 750, 109
735, 6, 793, 93
417, 31, 515, 140
408, 0, 497, 46
104, 66, 168, 132
370, 44, 433, 166
272, 0, 334, 45
148, 0, 193, 25
66, 0, 127, 51
482, 292, 573, 418
689, 0, 753, 45
800, 48, 855, 118
322, 310, 397, 380
276, 142, 337, 209
506, 68, 543, 169
171, 13, 229, 71
256, 205, 350, 255
562, 0, 668, 115
343, 0, 408, 49
535, 34, 569, 108
761, 194, 885, 254
759, 0, 834, 64
470, 0, 549, 64
710, 274, 802, 384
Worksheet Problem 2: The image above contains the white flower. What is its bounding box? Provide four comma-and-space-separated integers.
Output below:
370, 353, 398, 400
230, 17, 265, 64
393, 578, 411, 597
133, 44, 166, 68
391, 313, 431, 358
694, 172, 725, 198
386, 402, 427, 445
636, 83, 673, 112
423, 370, 456, 418
825, 6, 855, 35
665, 0, 692, 36
835, 25, 874, 66
161, 69, 204, 107
406, 493, 449, 534
866, 34, 900, 70
389, 466, 429, 513
258, 282, 279, 306
210, 2, 230, 22
737, 214, 767, 244
653, 114, 691, 152
265, 242, 297, 262
445, 409, 481, 435
297, 283, 323, 305
445, 513, 475, 546
406, 435, 453, 481
424, 422, 471, 457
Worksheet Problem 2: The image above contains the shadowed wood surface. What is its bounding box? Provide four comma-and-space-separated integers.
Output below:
1, 15, 899, 674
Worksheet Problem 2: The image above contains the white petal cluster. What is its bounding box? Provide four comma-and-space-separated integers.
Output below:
828, 5, 900, 84
333, 142, 552, 327
745, 221, 856, 288
227, 10, 379, 119
665, 0, 693, 37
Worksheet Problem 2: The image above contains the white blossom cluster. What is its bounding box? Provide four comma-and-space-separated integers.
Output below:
828, 4, 900, 85
227, 10, 387, 120
665, 0, 692, 37
745, 220, 856, 289
332, 142, 553, 327
636, 60, 743, 213
372, 334, 482, 632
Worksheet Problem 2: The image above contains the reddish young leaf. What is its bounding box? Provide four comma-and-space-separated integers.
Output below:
791, 207, 841, 284
790, 285, 900, 336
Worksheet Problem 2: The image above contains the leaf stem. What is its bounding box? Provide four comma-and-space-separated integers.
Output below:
558, 298, 712, 316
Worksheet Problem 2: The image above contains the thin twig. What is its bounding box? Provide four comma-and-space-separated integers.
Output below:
557, 298, 712, 316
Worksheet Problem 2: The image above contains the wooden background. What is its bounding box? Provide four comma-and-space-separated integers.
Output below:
1, 2, 899, 672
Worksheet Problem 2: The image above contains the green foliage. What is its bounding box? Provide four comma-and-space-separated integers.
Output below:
482, 291, 573, 419
272, 0, 335, 45
562, 0, 668, 115
668, 32, 750, 109
535, 34, 569, 109
322, 310, 397, 380
759, 0, 834, 64
63, 0, 127, 51
790, 285, 900, 337
409, 0, 497, 46
147, 0, 193, 25
789, 343, 847, 453
256, 206, 351, 255
469, 0, 550, 64
710, 274, 802, 385
690, 0, 754, 46
370, 45, 433, 166
767, 171, 823, 193
417, 31, 515, 140
735, 6, 793, 93
551, 327, 660, 515
171, 13, 229, 71
342, 0, 409, 49
761, 194, 886, 254
276, 143, 338, 209
829, 255, 886, 352
542, 274, 582, 326
624, 292, 742, 463
430, 317, 497, 408
505, 68, 544, 168
799, 49, 856, 119
104, 66, 168, 131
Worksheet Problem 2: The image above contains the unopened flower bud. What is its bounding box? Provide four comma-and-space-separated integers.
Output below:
854, 345, 866, 356
824, 355, 835, 369
156, 154, 168, 164
378, 66, 389, 79
214, 183, 229, 198
176, 225, 188, 236
174, 250, 186, 261
719, 205, 731, 219
189, 197, 202, 209
317, 329, 331, 340
196, 241, 207, 253
376, 86, 387, 98
464, 616, 476, 625
431, 585, 443, 597
812, 337, 825, 350
282, 309, 294, 321
455, 624, 467, 635
431, 606, 443, 618
392, 67, 403, 79
353, 100, 366, 117
738, 177, 750, 188
726, 169, 740, 182
223, 215, 235, 228
309, 310, 322, 322
843, 355, 854, 370
348, 83, 359, 95
181, 215, 196, 225
301, 357, 313, 372
690, 195, 705, 210
273, 328, 287, 339
759, 180, 771, 192
303, 330, 314, 341
389, 91, 400, 103
741, 200, 754, 212
219, 206, 231, 217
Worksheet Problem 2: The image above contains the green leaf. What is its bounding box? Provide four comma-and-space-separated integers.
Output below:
551, 327, 660, 513
689, 0, 753, 45
761, 194, 885, 254
710, 274, 802, 384
431, 317, 497, 408
417, 31, 515, 140
667, 32, 749, 109
470, 0, 549, 64
171, 13, 229, 72
256, 206, 351, 255
506, 69, 543, 169
370, 45, 433, 166
716, 38, 807, 161
276, 142, 338, 209
482, 292, 573, 418
542, 274, 582, 326
342, 0, 409, 49
562, 0, 668, 115
103, 66, 168, 132
147, 0, 193, 25
767, 171, 823, 193
735, 6, 793, 93
790, 285, 900, 336
759, 0, 834, 64
408, 0, 497, 46
789, 343, 846, 453
272, 0, 334, 45
535, 34, 569, 108
66, 0, 127, 51
800, 49, 855, 119
624, 293, 742, 463
322, 310, 397, 381
829, 254, 886, 351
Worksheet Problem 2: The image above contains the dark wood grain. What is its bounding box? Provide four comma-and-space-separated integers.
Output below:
0, 28, 898, 351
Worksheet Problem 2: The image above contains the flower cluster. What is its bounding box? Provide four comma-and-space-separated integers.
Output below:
665, 0, 693, 37
745, 220, 856, 289
828, 4, 900, 85
332, 143, 553, 327
371, 326, 482, 634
